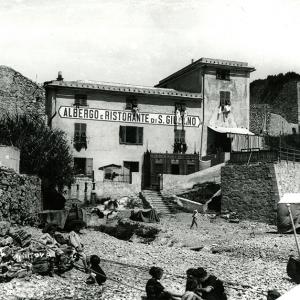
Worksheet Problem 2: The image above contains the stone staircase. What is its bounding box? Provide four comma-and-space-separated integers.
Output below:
141, 190, 175, 215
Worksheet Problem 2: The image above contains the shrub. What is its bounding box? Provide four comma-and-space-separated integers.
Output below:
0, 113, 74, 191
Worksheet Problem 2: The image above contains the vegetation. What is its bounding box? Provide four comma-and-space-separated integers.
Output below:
250, 71, 300, 105
0, 113, 74, 191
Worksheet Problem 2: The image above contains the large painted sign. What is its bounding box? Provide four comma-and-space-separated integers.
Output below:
58, 106, 201, 127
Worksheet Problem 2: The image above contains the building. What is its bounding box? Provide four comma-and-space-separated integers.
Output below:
156, 57, 256, 155
44, 57, 255, 192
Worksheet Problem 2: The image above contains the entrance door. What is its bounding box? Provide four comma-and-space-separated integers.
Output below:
124, 161, 139, 183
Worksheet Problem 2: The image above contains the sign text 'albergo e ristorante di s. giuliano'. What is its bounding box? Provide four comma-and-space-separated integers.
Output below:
58, 106, 201, 127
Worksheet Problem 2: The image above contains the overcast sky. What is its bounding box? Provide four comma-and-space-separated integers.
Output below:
0, 0, 299, 86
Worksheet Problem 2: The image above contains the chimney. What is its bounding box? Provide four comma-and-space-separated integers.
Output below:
191, 59, 194, 64
57, 71, 64, 81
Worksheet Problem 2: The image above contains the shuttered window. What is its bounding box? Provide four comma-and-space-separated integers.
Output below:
74, 157, 93, 177
119, 126, 143, 145
216, 69, 230, 80
85, 158, 93, 176
220, 91, 231, 106
74, 123, 87, 141
74, 94, 87, 106
175, 129, 185, 143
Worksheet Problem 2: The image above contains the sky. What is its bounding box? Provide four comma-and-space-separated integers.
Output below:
1, 0, 300, 86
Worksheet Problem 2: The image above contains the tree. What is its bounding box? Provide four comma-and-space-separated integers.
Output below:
0, 113, 74, 191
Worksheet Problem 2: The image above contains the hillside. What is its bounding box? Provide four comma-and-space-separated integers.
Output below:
250, 72, 300, 124
0, 65, 45, 118
250, 72, 300, 105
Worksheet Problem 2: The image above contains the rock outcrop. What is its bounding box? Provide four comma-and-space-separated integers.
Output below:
0, 65, 45, 118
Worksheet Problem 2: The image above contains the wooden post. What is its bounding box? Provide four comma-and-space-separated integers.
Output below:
287, 204, 300, 258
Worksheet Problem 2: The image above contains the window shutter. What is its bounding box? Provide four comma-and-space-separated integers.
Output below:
225, 92, 230, 104
85, 158, 93, 176
119, 126, 126, 143
80, 123, 87, 136
138, 127, 143, 144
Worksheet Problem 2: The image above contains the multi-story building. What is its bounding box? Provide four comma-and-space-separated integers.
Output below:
44, 57, 255, 192
156, 57, 256, 155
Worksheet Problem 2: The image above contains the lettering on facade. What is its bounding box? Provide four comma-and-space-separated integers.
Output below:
58, 106, 201, 127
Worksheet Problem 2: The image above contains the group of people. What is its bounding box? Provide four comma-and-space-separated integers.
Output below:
146, 266, 283, 300
146, 266, 227, 300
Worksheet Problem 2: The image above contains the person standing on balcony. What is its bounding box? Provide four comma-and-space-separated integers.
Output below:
190, 210, 199, 229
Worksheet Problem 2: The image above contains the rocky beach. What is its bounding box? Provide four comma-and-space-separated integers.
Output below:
0, 213, 297, 300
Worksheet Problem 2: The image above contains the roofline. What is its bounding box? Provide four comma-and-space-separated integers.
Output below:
156, 58, 256, 87
44, 80, 202, 100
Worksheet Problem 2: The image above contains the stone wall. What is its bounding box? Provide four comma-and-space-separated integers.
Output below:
0, 167, 42, 225
221, 163, 277, 224
249, 104, 271, 135
0, 65, 45, 118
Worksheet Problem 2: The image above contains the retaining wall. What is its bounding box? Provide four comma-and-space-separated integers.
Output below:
221, 163, 277, 224
0, 167, 42, 225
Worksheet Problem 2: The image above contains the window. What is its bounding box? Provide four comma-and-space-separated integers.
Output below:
74, 94, 87, 106
216, 69, 230, 80
73, 158, 93, 176
220, 91, 231, 106
124, 161, 139, 172
119, 126, 143, 145
174, 129, 185, 143
74, 123, 87, 151
125, 96, 138, 110
175, 102, 186, 112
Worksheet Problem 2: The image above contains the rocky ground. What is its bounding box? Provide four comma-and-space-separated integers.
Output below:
0, 213, 298, 300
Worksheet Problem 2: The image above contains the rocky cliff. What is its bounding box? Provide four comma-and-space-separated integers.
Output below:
0, 66, 45, 118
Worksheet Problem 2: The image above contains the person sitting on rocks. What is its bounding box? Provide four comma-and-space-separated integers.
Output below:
39, 224, 65, 276
146, 266, 182, 300
68, 230, 88, 272
86, 254, 107, 286
182, 268, 203, 300
196, 268, 227, 300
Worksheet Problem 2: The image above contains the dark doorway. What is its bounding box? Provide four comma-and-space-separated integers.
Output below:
207, 127, 232, 153
171, 164, 180, 174
124, 161, 139, 184
124, 161, 139, 172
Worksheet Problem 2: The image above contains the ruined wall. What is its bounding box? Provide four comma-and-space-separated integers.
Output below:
221, 163, 277, 224
0, 167, 42, 225
249, 104, 271, 135
0, 65, 45, 118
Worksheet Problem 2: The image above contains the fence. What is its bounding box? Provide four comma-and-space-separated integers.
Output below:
229, 149, 278, 164
279, 147, 300, 163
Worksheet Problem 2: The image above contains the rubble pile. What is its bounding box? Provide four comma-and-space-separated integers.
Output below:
0, 221, 51, 284
0, 167, 41, 225
0, 221, 33, 282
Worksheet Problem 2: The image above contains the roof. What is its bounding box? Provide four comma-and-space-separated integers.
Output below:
98, 164, 121, 170
208, 126, 255, 135
156, 57, 256, 87
44, 79, 202, 100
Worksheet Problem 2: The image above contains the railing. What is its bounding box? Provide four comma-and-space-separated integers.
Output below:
104, 173, 131, 183
230, 149, 278, 164
279, 147, 300, 163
